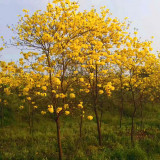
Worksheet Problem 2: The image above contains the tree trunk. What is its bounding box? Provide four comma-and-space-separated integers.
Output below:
94, 64, 102, 146
131, 108, 136, 146
131, 90, 137, 146
94, 107, 102, 145
140, 101, 143, 129
100, 109, 103, 128
119, 68, 124, 128
56, 116, 63, 160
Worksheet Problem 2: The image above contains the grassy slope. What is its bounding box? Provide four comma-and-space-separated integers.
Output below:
0, 103, 160, 160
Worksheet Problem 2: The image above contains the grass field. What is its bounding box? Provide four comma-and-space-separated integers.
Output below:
0, 101, 160, 160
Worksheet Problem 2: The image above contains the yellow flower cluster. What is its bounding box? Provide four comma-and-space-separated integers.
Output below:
87, 116, 93, 120
27, 97, 31, 101
98, 90, 104, 95
48, 105, 54, 113
104, 82, 115, 96
64, 104, 69, 109
19, 105, 24, 109
41, 111, 46, 115
56, 107, 62, 113
42, 33, 54, 43
34, 106, 38, 109
70, 93, 75, 99
78, 102, 83, 109
65, 111, 70, 115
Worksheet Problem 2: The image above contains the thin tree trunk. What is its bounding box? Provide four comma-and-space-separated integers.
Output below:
120, 90, 124, 128
131, 89, 137, 146
94, 107, 102, 145
140, 101, 143, 129
93, 64, 102, 146
119, 68, 124, 128
100, 109, 103, 128
56, 116, 63, 160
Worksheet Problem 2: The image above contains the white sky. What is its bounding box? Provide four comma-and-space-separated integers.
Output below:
0, 0, 160, 61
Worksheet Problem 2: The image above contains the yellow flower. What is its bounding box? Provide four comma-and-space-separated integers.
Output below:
56, 94, 59, 98
34, 105, 38, 109
89, 73, 94, 79
78, 102, 83, 109
27, 97, 31, 101
48, 105, 54, 113
70, 93, 75, 98
42, 33, 54, 43
64, 104, 69, 109
97, 84, 102, 87
70, 88, 74, 92
22, 9, 29, 13
41, 93, 47, 96
36, 84, 40, 88
59, 93, 66, 98
79, 78, 84, 82
80, 89, 84, 92
19, 105, 24, 109
53, 77, 61, 85
65, 111, 70, 115
52, 90, 56, 93
85, 89, 90, 93
4, 88, 11, 95
73, 71, 78, 74
41, 111, 46, 115
87, 116, 93, 120
56, 107, 62, 113
104, 82, 115, 96
23, 87, 29, 92
98, 90, 104, 94
42, 86, 47, 91
36, 92, 40, 95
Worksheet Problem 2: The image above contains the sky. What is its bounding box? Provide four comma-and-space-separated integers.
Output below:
0, 0, 160, 62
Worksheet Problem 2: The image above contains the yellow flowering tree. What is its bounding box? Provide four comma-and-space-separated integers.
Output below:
75, 13, 128, 145
10, 0, 111, 159
0, 61, 19, 127
110, 33, 156, 145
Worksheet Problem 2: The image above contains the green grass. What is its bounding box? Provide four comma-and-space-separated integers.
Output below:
0, 103, 160, 160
